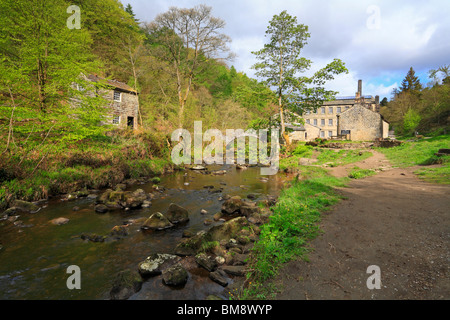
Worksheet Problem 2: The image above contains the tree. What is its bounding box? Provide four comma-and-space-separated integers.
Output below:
0, 0, 108, 172
251, 11, 347, 145
400, 67, 422, 93
125, 3, 139, 23
78, 0, 142, 78
380, 97, 388, 107
147, 4, 233, 128
429, 64, 450, 86
403, 108, 421, 135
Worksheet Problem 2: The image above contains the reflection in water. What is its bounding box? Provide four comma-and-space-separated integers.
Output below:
0, 165, 286, 299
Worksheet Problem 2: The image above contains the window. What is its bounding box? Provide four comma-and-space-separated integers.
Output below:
329, 107, 333, 114
313, 119, 317, 126
345, 106, 350, 110
328, 131, 333, 137
321, 107, 325, 114
113, 90, 121, 102
337, 107, 342, 113
329, 119, 333, 126
112, 116, 120, 125
321, 119, 325, 126
320, 131, 325, 138
306, 119, 310, 124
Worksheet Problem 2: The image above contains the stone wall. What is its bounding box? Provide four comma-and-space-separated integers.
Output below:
337, 105, 385, 141
382, 120, 389, 139
101, 89, 139, 129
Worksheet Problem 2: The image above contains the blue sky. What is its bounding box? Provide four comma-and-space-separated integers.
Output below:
122, 0, 450, 100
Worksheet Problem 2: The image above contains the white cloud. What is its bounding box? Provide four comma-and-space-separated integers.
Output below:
124, 0, 450, 97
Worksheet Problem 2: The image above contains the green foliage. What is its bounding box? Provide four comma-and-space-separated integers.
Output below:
403, 108, 422, 134
0, 1, 278, 207
381, 64, 450, 136
151, 177, 161, 184
291, 144, 313, 157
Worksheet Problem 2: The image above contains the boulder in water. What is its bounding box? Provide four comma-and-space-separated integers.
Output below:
162, 264, 188, 287
141, 212, 174, 231
138, 253, 181, 277
110, 270, 143, 300
11, 200, 40, 213
50, 217, 69, 225
165, 203, 190, 224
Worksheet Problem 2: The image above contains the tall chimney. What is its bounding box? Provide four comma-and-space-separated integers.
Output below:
375, 95, 380, 104
358, 80, 362, 97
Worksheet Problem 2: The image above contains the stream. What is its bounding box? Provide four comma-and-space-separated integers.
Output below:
0, 164, 287, 300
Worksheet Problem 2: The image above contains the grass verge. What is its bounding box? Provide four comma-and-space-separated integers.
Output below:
376, 135, 450, 184
240, 166, 348, 299
0, 130, 175, 209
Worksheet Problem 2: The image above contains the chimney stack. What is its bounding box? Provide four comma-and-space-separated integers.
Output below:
358, 80, 362, 97
375, 95, 380, 104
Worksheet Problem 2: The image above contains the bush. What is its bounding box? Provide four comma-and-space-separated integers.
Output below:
291, 144, 313, 157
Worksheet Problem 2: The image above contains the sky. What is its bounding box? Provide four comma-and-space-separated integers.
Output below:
121, 0, 450, 99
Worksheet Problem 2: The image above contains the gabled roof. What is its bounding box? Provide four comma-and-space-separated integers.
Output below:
87, 74, 138, 94
337, 104, 389, 123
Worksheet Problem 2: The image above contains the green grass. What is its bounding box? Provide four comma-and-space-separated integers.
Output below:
315, 149, 373, 167
376, 135, 450, 184
240, 168, 347, 299
376, 135, 449, 167
280, 144, 373, 172
414, 165, 450, 184
348, 166, 377, 179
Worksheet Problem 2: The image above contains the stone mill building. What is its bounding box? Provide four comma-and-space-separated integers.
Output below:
287, 80, 389, 142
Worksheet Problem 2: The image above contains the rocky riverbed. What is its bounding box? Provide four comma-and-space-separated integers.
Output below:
0, 164, 286, 300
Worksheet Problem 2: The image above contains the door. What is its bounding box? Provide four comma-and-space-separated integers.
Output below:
127, 116, 134, 129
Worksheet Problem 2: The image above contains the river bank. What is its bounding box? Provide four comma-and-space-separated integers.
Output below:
0, 130, 175, 211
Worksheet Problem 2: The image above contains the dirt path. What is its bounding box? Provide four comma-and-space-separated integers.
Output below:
275, 151, 449, 300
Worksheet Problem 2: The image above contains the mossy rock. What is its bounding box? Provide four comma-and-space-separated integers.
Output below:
221, 196, 244, 214
165, 203, 190, 224
110, 270, 143, 300
175, 231, 211, 256
141, 212, 174, 231
11, 200, 40, 213
207, 217, 248, 242
138, 253, 180, 277
162, 264, 188, 287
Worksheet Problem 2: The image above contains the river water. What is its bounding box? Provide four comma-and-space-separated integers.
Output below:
0, 165, 287, 300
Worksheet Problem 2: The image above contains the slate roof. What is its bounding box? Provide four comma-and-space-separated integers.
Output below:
87, 74, 138, 94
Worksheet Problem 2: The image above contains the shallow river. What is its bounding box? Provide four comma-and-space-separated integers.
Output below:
0, 165, 287, 300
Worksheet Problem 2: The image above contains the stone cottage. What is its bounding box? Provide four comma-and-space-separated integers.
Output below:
73, 74, 139, 129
